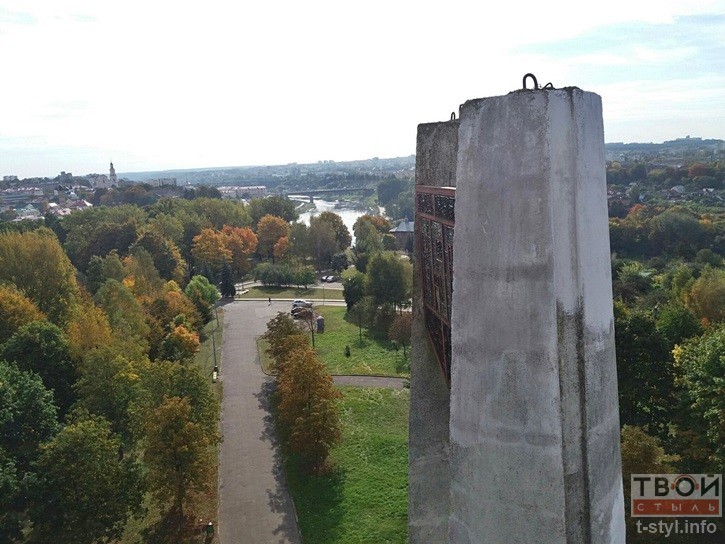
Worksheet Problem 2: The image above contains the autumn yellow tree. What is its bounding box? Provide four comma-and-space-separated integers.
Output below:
144, 396, 216, 521
0, 227, 80, 325
191, 228, 232, 274
256, 214, 290, 261
0, 284, 45, 344
65, 294, 113, 361
620, 426, 679, 543
161, 324, 200, 361
682, 266, 725, 325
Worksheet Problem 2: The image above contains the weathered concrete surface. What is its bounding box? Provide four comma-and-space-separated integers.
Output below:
409, 120, 458, 543
218, 302, 301, 544
448, 89, 625, 543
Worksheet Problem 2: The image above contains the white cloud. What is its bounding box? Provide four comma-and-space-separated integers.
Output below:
0, 0, 723, 177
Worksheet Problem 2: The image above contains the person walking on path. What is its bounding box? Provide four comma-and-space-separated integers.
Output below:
268, 297, 271, 306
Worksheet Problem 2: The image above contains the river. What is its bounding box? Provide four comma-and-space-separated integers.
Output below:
293, 198, 382, 245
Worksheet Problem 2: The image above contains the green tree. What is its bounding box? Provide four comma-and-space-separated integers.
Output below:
132, 230, 187, 283
184, 275, 220, 323
0, 447, 23, 543
30, 416, 143, 544
343, 272, 366, 310
95, 279, 150, 354
2, 321, 77, 415
188, 198, 251, 230
331, 251, 349, 272
613, 261, 653, 303
316, 211, 351, 250
219, 262, 236, 298
348, 296, 375, 340
249, 195, 298, 227
655, 302, 703, 349
365, 252, 412, 310
133, 359, 219, 443
144, 396, 216, 520
147, 212, 184, 245
288, 221, 311, 260
0, 362, 59, 541
74, 347, 140, 441
377, 177, 408, 205
614, 303, 673, 438
673, 325, 725, 471
353, 219, 383, 255
388, 312, 412, 357
0, 360, 59, 469
309, 217, 338, 272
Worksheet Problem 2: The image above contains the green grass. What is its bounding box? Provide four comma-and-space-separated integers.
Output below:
237, 285, 343, 300
284, 387, 409, 544
314, 306, 410, 377
195, 308, 224, 380
340, 267, 359, 281
257, 337, 275, 375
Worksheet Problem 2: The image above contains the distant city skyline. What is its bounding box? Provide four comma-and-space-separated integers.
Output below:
1, 1, 723, 179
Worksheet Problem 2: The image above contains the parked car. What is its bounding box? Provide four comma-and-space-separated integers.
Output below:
291, 307, 313, 319
292, 299, 313, 308
321, 275, 338, 283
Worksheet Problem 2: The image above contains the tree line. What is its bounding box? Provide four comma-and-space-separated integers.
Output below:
610, 201, 724, 541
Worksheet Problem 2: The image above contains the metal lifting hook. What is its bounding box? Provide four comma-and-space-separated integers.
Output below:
522, 73, 538, 90
450, 112, 456, 121
522, 73, 555, 90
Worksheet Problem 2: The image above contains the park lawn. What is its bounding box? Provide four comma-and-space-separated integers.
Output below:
237, 285, 343, 300
257, 337, 275, 375
285, 387, 409, 544
314, 306, 410, 377
116, 311, 223, 544
340, 266, 359, 281
194, 307, 224, 381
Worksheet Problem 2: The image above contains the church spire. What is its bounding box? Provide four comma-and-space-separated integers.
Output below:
109, 160, 117, 185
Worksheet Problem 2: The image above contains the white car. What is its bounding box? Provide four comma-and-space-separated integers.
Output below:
291, 299, 313, 308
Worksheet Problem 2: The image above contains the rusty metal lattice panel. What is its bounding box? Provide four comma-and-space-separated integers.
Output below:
416, 185, 455, 384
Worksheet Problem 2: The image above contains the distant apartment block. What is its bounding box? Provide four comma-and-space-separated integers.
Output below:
146, 178, 178, 187
219, 185, 267, 199
3, 175, 19, 182
0, 187, 44, 206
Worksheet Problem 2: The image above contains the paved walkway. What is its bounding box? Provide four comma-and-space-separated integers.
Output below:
218, 301, 301, 544
217, 300, 408, 543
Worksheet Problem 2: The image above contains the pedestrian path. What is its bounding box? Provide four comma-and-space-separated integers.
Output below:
218, 302, 301, 544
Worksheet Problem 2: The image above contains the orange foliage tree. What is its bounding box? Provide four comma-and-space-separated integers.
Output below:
221, 225, 257, 277
263, 313, 342, 472
276, 345, 342, 472
256, 215, 290, 261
